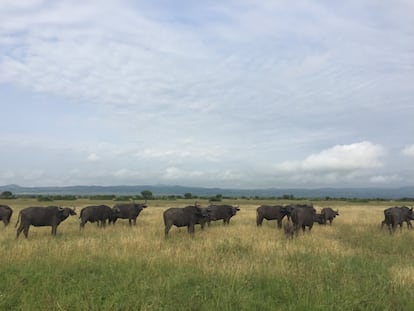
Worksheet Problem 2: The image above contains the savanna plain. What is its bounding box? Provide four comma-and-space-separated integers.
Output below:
1, 198, 414, 311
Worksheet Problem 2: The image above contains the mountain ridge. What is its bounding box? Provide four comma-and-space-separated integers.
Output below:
1, 184, 413, 199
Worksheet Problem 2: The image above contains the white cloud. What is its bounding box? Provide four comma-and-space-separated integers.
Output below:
369, 175, 400, 184
162, 167, 205, 180
87, 153, 99, 162
0, 2, 414, 188
275, 142, 384, 173
402, 145, 414, 157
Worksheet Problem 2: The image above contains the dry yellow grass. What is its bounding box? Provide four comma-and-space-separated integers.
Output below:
1, 198, 414, 310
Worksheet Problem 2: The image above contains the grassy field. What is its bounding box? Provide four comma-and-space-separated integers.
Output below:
1, 198, 414, 310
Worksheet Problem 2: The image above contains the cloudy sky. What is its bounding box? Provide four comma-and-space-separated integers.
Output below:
1, 0, 414, 188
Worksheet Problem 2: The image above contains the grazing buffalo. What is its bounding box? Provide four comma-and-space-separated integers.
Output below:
290, 205, 317, 235
382, 206, 414, 234
256, 205, 288, 228
79, 205, 118, 228
110, 203, 147, 226
321, 207, 339, 225
15, 206, 76, 238
0, 204, 13, 227
163, 205, 208, 237
207, 204, 240, 225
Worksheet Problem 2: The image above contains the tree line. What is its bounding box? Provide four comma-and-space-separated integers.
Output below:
1, 190, 413, 202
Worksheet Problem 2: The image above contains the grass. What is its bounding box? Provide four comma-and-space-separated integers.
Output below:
0, 199, 414, 310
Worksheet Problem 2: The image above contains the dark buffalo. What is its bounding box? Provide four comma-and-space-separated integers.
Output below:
290, 205, 316, 235
15, 206, 76, 238
0, 204, 13, 227
163, 205, 208, 237
382, 206, 414, 234
79, 205, 118, 228
207, 204, 240, 225
285, 204, 314, 219
381, 206, 413, 230
109, 203, 147, 226
313, 213, 326, 225
256, 205, 288, 228
195, 207, 211, 229
321, 207, 339, 225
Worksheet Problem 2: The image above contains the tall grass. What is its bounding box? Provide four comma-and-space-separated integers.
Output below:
0, 199, 413, 310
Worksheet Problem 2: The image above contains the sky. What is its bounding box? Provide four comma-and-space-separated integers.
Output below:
0, 0, 414, 189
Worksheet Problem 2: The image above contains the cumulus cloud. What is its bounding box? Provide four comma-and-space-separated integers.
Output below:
275, 142, 384, 173
162, 167, 205, 180
87, 153, 99, 162
0, 2, 413, 188
402, 145, 414, 157
369, 175, 400, 184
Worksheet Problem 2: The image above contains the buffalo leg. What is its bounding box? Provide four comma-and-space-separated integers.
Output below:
277, 219, 282, 229
165, 223, 172, 237
188, 224, 195, 236
51, 225, 57, 236
256, 214, 263, 226
16, 225, 24, 239
23, 225, 30, 238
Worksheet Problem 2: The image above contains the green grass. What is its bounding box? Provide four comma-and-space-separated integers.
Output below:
0, 199, 414, 310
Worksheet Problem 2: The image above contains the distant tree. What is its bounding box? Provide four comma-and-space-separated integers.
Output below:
209, 194, 223, 202
1, 191, 13, 198
37, 195, 53, 202
184, 192, 193, 199
141, 190, 153, 200
0, 191, 16, 199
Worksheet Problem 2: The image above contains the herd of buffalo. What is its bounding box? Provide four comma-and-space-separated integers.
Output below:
0, 202, 412, 239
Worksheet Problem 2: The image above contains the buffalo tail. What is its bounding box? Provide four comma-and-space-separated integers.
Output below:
15, 211, 21, 228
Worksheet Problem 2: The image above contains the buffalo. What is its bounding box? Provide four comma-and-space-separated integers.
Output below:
207, 204, 240, 225
163, 205, 208, 237
256, 205, 288, 228
109, 203, 147, 226
79, 205, 118, 228
313, 213, 326, 225
321, 207, 339, 225
285, 204, 314, 218
15, 206, 76, 238
195, 207, 211, 229
382, 206, 414, 234
290, 205, 317, 235
0, 204, 13, 227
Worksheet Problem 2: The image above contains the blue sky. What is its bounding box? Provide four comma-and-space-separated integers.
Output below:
1, 0, 414, 188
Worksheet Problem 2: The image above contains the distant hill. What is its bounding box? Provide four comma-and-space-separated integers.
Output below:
1, 184, 413, 199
